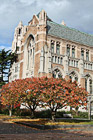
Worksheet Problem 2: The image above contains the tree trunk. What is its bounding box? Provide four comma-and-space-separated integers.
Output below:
75, 107, 79, 116
30, 109, 35, 119
51, 111, 56, 121
9, 109, 12, 117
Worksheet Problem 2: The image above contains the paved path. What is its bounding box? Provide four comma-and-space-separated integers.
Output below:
0, 120, 93, 140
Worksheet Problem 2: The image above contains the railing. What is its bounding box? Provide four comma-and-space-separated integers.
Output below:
84, 61, 93, 70
51, 54, 64, 65
52, 54, 93, 71
68, 57, 79, 68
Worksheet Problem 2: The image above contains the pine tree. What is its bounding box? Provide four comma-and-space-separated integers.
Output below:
0, 49, 16, 88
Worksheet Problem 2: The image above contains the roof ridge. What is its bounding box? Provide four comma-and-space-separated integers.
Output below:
47, 20, 93, 37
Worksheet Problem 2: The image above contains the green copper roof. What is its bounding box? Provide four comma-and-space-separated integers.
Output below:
47, 20, 93, 47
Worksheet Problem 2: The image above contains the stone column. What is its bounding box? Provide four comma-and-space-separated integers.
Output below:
87, 78, 90, 93
39, 47, 44, 73
47, 49, 52, 73
70, 46, 72, 57
63, 55, 68, 76
54, 41, 56, 53
80, 77, 85, 88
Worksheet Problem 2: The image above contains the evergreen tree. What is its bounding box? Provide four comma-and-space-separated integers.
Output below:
0, 49, 16, 88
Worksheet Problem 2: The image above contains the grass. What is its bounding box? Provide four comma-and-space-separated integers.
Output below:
0, 114, 93, 125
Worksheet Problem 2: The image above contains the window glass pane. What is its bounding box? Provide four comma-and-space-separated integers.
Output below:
90, 79, 92, 94
67, 47, 70, 56
58, 57, 60, 64
56, 44, 60, 54
75, 77, 78, 82
91, 102, 93, 111
72, 48, 75, 57
60, 58, 62, 64
76, 61, 78, 67
85, 79, 87, 91
81, 50, 84, 59
86, 51, 89, 61
55, 56, 57, 63
51, 43, 54, 53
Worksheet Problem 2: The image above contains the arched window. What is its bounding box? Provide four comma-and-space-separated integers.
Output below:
85, 75, 92, 94
51, 42, 54, 53
56, 43, 60, 54
67, 44, 70, 56
81, 49, 84, 59
86, 51, 89, 61
27, 35, 35, 70
72, 47, 75, 58
53, 69, 62, 78
75, 77, 78, 82
69, 71, 78, 82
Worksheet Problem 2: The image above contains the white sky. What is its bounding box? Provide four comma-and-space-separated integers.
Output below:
0, 0, 93, 50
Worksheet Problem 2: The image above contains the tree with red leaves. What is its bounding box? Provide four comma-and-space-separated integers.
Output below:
1, 77, 88, 119
65, 80, 88, 116
20, 78, 42, 118
39, 77, 69, 121
1, 80, 21, 116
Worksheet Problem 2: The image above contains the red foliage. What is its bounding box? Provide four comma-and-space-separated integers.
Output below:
1, 77, 88, 115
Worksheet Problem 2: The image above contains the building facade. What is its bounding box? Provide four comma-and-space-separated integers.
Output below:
9, 10, 93, 112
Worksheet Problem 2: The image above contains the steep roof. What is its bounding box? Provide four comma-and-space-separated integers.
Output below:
47, 20, 93, 47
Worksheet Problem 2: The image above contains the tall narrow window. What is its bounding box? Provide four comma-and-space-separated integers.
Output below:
19, 28, 21, 34
60, 57, 62, 64
67, 44, 70, 56
75, 77, 78, 82
51, 42, 54, 53
27, 50, 29, 69
81, 49, 84, 59
86, 51, 89, 61
15, 66, 18, 73
89, 79, 92, 94
58, 57, 60, 64
33, 48, 34, 65
56, 43, 60, 54
85, 79, 87, 91
69, 76, 72, 80
72, 47, 75, 57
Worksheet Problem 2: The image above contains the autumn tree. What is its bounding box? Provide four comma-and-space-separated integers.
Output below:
1, 80, 21, 116
1, 77, 88, 119
20, 78, 42, 118
65, 80, 88, 116
39, 77, 68, 121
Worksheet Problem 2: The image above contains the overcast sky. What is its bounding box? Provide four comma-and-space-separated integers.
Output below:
0, 0, 93, 50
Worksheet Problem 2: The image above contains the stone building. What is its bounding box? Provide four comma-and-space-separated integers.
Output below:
9, 10, 93, 113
